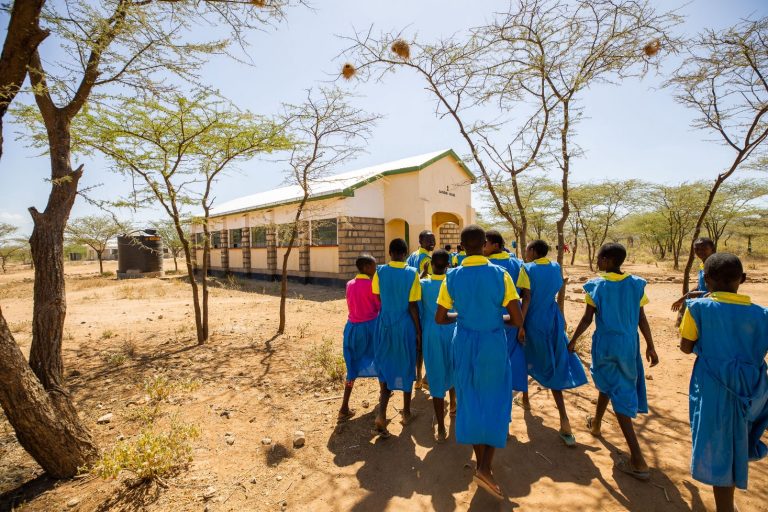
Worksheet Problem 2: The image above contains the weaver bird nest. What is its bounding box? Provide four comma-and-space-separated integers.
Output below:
250, 0, 267, 6
391, 39, 411, 60
643, 39, 661, 57
341, 63, 356, 80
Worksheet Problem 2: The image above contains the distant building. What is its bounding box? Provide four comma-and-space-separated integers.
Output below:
85, 242, 118, 261
190, 149, 476, 285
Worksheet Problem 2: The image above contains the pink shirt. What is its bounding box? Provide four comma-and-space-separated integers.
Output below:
346, 274, 381, 323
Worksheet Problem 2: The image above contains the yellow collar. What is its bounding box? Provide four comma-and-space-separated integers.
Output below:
429, 274, 446, 281
355, 274, 371, 280
600, 272, 630, 282
461, 255, 490, 267
488, 253, 509, 260
534, 257, 550, 265
710, 292, 751, 306
699, 262, 705, 270
458, 251, 466, 256
418, 247, 430, 255
388, 261, 407, 268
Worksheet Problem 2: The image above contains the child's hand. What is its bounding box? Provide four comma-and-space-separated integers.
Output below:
646, 346, 659, 367
517, 327, 526, 345
567, 340, 576, 353
671, 297, 684, 312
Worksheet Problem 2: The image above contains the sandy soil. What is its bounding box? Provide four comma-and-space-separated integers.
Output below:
0, 258, 767, 512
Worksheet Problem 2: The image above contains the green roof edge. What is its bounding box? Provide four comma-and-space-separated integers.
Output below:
212, 149, 475, 218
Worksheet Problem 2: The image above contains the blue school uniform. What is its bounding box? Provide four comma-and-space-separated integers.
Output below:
372, 262, 421, 391
489, 253, 527, 393
680, 293, 768, 489
438, 256, 519, 448
419, 275, 455, 399
697, 263, 708, 293
407, 248, 432, 276
451, 251, 467, 267
517, 258, 588, 390
583, 273, 649, 418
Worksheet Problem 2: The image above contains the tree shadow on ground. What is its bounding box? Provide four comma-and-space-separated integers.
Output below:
94, 480, 162, 511
0, 474, 55, 512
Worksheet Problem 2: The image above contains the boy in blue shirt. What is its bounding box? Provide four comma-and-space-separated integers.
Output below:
680, 253, 768, 512
419, 249, 456, 443
568, 243, 659, 480
373, 238, 422, 437
436, 225, 522, 499
517, 240, 588, 446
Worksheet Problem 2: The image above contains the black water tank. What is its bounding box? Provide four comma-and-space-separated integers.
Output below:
117, 233, 163, 274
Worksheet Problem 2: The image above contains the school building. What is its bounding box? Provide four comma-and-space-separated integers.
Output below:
190, 149, 476, 286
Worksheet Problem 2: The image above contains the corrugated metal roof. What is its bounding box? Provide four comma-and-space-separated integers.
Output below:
209, 149, 473, 217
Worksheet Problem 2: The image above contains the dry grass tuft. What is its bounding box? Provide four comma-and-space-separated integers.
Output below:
299, 337, 346, 385
391, 39, 411, 59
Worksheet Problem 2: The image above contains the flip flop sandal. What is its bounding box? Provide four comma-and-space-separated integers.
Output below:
473, 473, 504, 500
585, 415, 601, 437
337, 409, 356, 423
617, 458, 650, 481
373, 419, 391, 439
559, 431, 577, 447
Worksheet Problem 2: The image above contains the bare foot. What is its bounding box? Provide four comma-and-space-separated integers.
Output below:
337, 409, 356, 422
586, 415, 601, 437
435, 427, 448, 444
400, 411, 417, 426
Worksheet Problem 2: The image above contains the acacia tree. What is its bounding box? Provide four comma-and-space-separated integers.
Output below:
3, 0, 301, 477
668, 18, 768, 292
153, 219, 184, 272
494, 0, 680, 306
344, 22, 555, 250
277, 87, 378, 335
66, 215, 126, 274
644, 183, 707, 269
703, 179, 768, 249
0, 222, 23, 272
569, 180, 640, 270
79, 92, 290, 344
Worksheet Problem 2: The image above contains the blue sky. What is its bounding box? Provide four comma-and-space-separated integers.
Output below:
1, 0, 766, 234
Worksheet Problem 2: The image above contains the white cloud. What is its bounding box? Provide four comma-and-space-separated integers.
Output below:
0, 212, 24, 221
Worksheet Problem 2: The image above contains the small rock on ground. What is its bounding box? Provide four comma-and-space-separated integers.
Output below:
66, 498, 80, 508
96, 413, 113, 424
261, 437, 272, 445
293, 430, 306, 448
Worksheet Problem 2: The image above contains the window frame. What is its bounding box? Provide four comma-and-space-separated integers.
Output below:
310, 218, 339, 247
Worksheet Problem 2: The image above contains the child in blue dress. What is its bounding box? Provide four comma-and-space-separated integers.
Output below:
436, 225, 523, 499
567, 243, 659, 480
483, 230, 527, 395
451, 244, 467, 267
407, 230, 435, 388
373, 238, 422, 437
680, 252, 768, 512
419, 249, 456, 443
339, 255, 381, 422
517, 240, 588, 446
671, 237, 716, 314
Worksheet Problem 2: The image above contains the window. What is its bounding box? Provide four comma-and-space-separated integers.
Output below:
251, 226, 267, 248
211, 231, 221, 249
312, 218, 338, 246
277, 224, 299, 248
193, 232, 204, 247
229, 229, 242, 248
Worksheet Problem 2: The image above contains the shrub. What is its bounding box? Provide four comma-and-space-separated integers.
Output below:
91, 422, 200, 481
301, 337, 346, 385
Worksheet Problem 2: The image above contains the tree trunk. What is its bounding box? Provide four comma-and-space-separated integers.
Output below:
174, 219, 204, 345
173, 254, 178, 272
28, 157, 82, 390
570, 236, 577, 266
0, 0, 48, 161
0, 308, 98, 478
278, 249, 290, 335
97, 253, 103, 274
555, 101, 571, 313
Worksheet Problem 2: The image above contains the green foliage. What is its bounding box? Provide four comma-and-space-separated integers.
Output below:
91, 421, 200, 482
301, 337, 346, 385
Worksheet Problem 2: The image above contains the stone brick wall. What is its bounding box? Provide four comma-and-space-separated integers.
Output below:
241, 227, 251, 272
220, 230, 229, 270
438, 222, 461, 249
338, 217, 385, 276
266, 226, 277, 274
298, 221, 310, 275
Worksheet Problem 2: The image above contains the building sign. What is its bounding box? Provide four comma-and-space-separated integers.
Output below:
438, 185, 456, 197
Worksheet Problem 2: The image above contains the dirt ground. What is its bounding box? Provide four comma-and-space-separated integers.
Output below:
1, 258, 767, 512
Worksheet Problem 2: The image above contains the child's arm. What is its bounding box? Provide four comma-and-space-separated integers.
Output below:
435, 305, 457, 324
409, 301, 422, 350
678, 305, 698, 354
505, 300, 523, 328
517, 288, 530, 342
638, 307, 659, 366
671, 289, 706, 311
680, 338, 696, 354
567, 304, 595, 353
